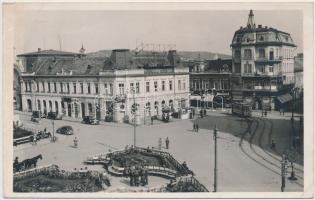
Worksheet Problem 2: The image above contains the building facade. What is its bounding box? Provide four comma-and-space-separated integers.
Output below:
18, 48, 189, 124
187, 59, 232, 107
230, 10, 296, 110
294, 53, 303, 89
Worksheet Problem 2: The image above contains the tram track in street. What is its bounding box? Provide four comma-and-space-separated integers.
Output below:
248, 118, 303, 185
263, 119, 304, 174
238, 117, 303, 188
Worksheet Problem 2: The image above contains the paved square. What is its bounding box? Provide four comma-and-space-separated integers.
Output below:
14, 112, 303, 192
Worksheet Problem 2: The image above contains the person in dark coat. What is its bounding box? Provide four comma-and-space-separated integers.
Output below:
196, 123, 199, 132
193, 122, 196, 132
264, 110, 267, 117
200, 109, 203, 118
151, 116, 154, 125
165, 137, 170, 149
144, 168, 148, 185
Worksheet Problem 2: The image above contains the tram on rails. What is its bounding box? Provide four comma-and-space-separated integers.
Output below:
231, 102, 252, 117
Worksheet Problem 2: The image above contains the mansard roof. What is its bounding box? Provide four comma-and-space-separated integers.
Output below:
17, 49, 83, 57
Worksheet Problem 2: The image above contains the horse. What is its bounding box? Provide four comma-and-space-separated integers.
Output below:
23, 154, 43, 170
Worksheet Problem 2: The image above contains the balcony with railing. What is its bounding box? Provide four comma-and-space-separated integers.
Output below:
255, 57, 282, 63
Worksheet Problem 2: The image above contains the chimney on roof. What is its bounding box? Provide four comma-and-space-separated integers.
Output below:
258, 24, 262, 28
167, 50, 179, 66
38, 48, 41, 52
111, 49, 131, 68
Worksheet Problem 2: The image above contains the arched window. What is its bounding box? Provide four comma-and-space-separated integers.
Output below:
88, 103, 93, 113
27, 99, 32, 112
37, 100, 41, 111
161, 100, 166, 108
169, 100, 173, 107
43, 100, 47, 114
49, 101, 52, 112
55, 101, 59, 114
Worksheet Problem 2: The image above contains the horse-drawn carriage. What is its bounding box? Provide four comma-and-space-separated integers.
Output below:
13, 154, 43, 173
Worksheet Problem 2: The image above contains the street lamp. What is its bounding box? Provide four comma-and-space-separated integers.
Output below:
281, 154, 288, 192
211, 88, 216, 111
213, 124, 218, 192
130, 88, 137, 147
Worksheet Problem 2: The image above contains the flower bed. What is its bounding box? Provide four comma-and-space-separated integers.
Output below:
13, 165, 110, 192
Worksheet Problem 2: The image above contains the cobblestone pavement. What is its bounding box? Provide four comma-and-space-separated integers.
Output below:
13, 111, 303, 192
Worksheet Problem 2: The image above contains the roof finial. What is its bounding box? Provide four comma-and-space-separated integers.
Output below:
247, 9, 256, 29
80, 43, 85, 54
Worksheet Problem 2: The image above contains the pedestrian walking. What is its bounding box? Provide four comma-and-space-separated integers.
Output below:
165, 137, 170, 149
73, 137, 78, 148
151, 116, 154, 125
33, 135, 37, 145
158, 138, 162, 150
264, 110, 267, 117
193, 122, 196, 132
196, 123, 199, 132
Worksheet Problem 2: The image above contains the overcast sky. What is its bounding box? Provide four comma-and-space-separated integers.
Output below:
14, 10, 303, 55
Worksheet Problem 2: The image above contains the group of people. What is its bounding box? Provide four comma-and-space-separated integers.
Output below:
192, 122, 199, 132
123, 165, 149, 187
158, 137, 170, 150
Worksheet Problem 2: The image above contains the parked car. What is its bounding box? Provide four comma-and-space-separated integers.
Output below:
82, 116, 100, 125
47, 112, 63, 120
56, 126, 74, 135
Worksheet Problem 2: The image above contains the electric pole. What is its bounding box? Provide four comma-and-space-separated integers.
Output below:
281, 154, 287, 192
133, 88, 136, 147
213, 124, 218, 192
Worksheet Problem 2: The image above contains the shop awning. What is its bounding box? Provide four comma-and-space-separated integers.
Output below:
277, 93, 293, 104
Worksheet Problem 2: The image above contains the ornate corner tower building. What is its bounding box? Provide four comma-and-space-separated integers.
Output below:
230, 10, 296, 110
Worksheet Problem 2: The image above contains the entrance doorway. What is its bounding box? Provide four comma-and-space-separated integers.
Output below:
81, 103, 85, 118
68, 103, 71, 117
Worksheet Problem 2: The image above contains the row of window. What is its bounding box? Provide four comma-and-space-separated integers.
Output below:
244, 63, 274, 74
24, 81, 113, 95
191, 79, 230, 90
235, 48, 292, 60
24, 80, 187, 95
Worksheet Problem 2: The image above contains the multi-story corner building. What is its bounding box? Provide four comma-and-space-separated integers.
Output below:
187, 59, 232, 107
294, 53, 303, 89
18, 48, 189, 124
230, 10, 296, 110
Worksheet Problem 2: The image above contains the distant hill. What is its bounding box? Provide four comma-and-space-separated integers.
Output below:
177, 51, 231, 60
87, 49, 232, 60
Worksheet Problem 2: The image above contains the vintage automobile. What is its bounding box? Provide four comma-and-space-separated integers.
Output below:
47, 112, 63, 120
82, 116, 100, 125
56, 126, 74, 135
